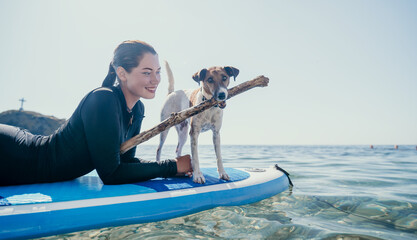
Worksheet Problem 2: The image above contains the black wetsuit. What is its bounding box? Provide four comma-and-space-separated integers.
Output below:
0, 86, 177, 186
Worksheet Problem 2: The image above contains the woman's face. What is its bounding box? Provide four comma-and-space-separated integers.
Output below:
120, 53, 161, 100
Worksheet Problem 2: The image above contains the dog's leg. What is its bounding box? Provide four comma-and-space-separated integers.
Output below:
175, 120, 189, 157
156, 129, 169, 162
213, 130, 230, 181
190, 127, 205, 184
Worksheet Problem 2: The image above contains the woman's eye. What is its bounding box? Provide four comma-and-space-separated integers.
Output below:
143, 72, 151, 76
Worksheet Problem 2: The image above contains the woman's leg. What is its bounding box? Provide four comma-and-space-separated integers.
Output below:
0, 124, 38, 185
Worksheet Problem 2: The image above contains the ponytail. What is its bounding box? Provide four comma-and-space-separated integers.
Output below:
102, 63, 117, 87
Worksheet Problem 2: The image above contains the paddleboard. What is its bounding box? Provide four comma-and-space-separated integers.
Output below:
0, 166, 290, 239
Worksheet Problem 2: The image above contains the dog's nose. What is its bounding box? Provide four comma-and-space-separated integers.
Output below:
218, 92, 226, 100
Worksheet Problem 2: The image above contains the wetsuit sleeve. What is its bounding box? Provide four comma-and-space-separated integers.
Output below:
81, 90, 177, 184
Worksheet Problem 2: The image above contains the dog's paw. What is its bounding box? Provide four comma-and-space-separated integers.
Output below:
219, 171, 230, 181
193, 172, 206, 184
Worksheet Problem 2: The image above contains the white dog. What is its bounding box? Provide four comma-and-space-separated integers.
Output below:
156, 62, 239, 183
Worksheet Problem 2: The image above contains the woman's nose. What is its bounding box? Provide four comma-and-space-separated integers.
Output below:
151, 73, 160, 84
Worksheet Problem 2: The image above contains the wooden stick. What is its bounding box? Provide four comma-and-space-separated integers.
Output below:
120, 75, 269, 154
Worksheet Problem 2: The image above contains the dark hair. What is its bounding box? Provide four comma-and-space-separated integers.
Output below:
102, 40, 157, 87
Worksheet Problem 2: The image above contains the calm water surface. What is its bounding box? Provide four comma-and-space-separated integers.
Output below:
40, 145, 417, 240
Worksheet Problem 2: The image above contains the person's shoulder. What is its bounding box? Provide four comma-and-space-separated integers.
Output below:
90, 86, 117, 98
77, 86, 120, 120
85, 86, 118, 106
92, 86, 114, 94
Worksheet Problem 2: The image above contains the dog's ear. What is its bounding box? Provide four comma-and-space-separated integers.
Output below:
192, 68, 208, 85
224, 66, 239, 81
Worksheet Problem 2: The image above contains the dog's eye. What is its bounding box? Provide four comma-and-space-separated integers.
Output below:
207, 77, 214, 83
222, 76, 227, 81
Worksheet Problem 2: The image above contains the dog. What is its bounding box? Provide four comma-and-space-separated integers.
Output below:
156, 62, 239, 183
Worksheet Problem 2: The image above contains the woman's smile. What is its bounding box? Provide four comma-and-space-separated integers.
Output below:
145, 86, 158, 93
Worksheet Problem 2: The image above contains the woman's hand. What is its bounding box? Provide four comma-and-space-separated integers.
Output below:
175, 155, 193, 177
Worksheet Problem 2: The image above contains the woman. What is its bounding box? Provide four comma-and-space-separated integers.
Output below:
0, 40, 192, 186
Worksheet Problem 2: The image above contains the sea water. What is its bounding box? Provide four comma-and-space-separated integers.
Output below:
39, 145, 417, 240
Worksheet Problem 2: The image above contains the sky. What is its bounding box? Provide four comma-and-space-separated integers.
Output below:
0, 0, 416, 146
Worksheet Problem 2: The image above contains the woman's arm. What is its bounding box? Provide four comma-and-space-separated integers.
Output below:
81, 90, 179, 184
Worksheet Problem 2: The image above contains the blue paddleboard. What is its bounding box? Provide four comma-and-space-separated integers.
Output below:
0, 166, 290, 239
